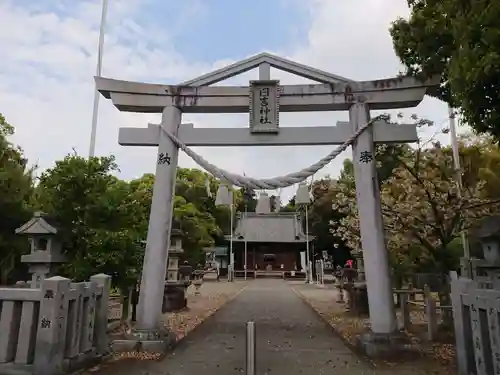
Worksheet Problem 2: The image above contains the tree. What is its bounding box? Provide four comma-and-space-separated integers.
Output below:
0, 114, 34, 284
235, 187, 257, 213
390, 0, 500, 138
280, 196, 296, 213
129, 169, 228, 265
35, 155, 144, 295
459, 133, 500, 200
332, 142, 500, 276
308, 177, 351, 266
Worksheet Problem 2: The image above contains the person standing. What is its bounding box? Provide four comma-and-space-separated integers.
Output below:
216, 261, 220, 282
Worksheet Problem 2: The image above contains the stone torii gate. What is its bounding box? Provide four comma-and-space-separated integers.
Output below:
96, 52, 437, 345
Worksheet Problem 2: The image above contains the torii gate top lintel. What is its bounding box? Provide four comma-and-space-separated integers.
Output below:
180, 52, 356, 87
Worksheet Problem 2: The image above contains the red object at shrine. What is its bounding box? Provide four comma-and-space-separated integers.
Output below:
346, 259, 353, 268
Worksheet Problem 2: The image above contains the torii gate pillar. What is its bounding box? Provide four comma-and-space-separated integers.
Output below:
350, 101, 396, 334
135, 106, 181, 336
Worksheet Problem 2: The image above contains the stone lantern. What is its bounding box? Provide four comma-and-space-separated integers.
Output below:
166, 229, 184, 282
162, 228, 191, 313
15, 212, 66, 288
351, 249, 365, 282
470, 215, 500, 281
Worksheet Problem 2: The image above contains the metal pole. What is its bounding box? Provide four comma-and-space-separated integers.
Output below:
449, 106, 472, 278
245, 321, 256, 375
303, 207, 309, 283
88, 0, 109, 158
229, 199, 234, 282
244, 206, 248, 280
305, 206, 313, 284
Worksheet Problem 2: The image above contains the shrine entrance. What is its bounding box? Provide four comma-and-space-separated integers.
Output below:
96, 52, 438, 340
230, 211, 309, 279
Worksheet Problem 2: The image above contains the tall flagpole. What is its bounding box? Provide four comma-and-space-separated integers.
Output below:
304, 204, 313, 284
229, 189, 234, 282
244, 204, 248, 280
88, 0, 109, 158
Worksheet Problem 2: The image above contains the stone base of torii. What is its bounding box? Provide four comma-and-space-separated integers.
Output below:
95, 52, 438, 356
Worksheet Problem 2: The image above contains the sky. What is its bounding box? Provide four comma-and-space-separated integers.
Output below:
0, 0, 459, 200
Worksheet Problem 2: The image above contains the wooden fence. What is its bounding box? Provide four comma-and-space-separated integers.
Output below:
451, 273, 500, 375
397, 285, 453, 341
0, 274, 111, 375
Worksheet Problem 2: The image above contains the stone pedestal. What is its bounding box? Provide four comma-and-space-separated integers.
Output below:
346, 283, 369, 316
162, 281, 190, 312
342, 267, 357, 283
351, 250, 365, 282
357, 331, 411, 359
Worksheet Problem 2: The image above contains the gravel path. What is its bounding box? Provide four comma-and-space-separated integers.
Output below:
137, 279, 369, 375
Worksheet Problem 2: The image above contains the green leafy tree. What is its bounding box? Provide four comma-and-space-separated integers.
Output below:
235, 187, 257, 212
308, 177, 351, 266
35, 155, 143, 298
0, 114, 34, 284
129, 169, 227, 265
390, 0, 500, 137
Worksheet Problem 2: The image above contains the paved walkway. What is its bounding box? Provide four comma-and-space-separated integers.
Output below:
134, 279, 371, 375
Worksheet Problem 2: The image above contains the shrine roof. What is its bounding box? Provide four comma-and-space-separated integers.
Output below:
230, 212, 311, 243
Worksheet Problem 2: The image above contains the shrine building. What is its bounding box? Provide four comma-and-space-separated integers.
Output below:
228, 211, 311, 278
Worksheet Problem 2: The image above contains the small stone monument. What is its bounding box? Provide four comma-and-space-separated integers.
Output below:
15, 212, 66, 288
166, 229, 184, 281
162, 229, 190, 313
342, 267, 369, 316
192, 265, 205, 296
351, 250, 365, 282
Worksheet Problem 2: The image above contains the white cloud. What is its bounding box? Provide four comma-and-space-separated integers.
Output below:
1, 0, 455, 201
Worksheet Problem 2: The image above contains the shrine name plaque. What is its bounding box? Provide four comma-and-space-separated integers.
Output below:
249, 80, 280, 133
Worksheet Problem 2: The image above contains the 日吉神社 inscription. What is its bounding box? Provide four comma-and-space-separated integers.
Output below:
249, 80, 280, 133
96, 52, 438, 341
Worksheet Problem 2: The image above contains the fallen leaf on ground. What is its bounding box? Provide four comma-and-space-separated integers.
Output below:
293, 286, 457, 374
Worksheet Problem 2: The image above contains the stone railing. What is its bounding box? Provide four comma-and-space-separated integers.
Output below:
451, 274, 500, 375
0, 273, 111, 375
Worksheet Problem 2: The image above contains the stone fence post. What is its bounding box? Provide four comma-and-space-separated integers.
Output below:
423, 284, 438, 341
400, 293, 410, 329
90, 274, 112, 356
34, 276, 71, 375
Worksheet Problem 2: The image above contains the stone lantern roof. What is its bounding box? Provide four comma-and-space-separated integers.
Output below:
15, 211, 60, 236
15, 212, 66, 262
473, 215, 500, 240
